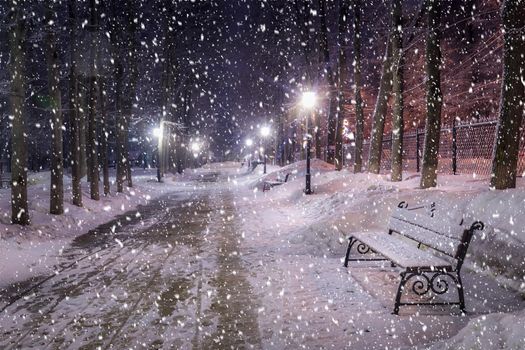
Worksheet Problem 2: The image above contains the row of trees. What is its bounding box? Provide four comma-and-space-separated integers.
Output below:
276, 0, 523, 191
5, 0, 165, 225
7, 0, 133, 225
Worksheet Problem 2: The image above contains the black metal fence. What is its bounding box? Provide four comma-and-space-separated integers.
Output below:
340, 118, 525, 177
290, 118, 524, 177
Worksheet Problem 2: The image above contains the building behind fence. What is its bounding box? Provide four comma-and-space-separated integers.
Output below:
297, 118, 525, 177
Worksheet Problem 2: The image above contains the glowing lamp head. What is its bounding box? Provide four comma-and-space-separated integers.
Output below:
260, 126, 271, 138
191, 142, 201, 152
153, 127, 162, 138
300, 91, 317, 109
245, 138, 254, 147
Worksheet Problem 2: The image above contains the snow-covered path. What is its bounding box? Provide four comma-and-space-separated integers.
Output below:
0, 171, 262, 349
1, 166, 523, 349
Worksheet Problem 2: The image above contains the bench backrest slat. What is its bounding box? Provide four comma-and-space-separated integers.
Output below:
388, 206, 465, 258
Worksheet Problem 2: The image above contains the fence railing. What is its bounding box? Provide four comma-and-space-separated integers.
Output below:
292, 118, 525, 177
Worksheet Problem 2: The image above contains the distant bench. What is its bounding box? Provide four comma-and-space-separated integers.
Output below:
343, 201, 484, 315
0, 178, 9, 189
250, 160, 263, 172
263, 173, 290, 192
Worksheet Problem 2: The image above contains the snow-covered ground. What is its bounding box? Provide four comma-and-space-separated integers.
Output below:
0, 169, 182, 287
1, 161, 524, 349
222, 160, 525, 349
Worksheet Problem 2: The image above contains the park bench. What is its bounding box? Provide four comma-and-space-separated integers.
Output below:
343, 201, 484, 315
263, 173, 290, 192
250, 160, 263, 172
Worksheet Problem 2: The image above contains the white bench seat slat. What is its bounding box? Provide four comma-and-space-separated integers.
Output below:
351, 231, 452, 269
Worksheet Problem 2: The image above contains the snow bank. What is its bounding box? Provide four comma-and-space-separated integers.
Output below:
0, 169, 181, 287
426, 308, 525, 350
228, 161, 525, 348
240, 161, 525, 292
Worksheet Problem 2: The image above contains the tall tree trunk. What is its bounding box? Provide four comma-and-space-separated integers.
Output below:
294, 0, 317, 159
79, 77, 87, 180
353, 0, 365, 174
390, 0, 404, 182
490, 0, 525, 189
45, 2, 64, 214
85, 81, 92, 183
420, 0, 443, 189
368, 35, 393, 174
115, 59, 125, 192
125, 3, 139, 187
68, 0, 82, 207
158, 18, 171, 180
87, 0, 99, 200
463, 0, 481, 119
294, 0, 313, 81
99, 78, 110, 196
318, 0, 337, 164
335, 0, 350, 170
9, 3, 29, 225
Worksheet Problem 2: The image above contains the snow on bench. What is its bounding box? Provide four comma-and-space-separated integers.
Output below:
263, 173, 290, 192
343, 201, 485, 315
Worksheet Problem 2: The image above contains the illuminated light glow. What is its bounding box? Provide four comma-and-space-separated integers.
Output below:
300, 91, 317, 109
191, 142, 201, 152
260, 126, 270, 137
246, 138, 254, 147
153, 127, 163, 140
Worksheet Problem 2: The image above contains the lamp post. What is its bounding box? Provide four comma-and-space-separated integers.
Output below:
301, 91, 316, 194
260, 126, 270, 174
245, 138, 253, 168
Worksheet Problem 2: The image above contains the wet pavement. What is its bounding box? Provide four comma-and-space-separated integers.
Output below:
0, 172, 261, 349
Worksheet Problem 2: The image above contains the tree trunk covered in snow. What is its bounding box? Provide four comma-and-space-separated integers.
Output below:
420, 0, 443, 189
490, 0, 525, 190
367, 35, 393, 174
99, 78, 110, 196
87, 0, 100, 200
68, 0, 82, 207
45, 2, 64, 214
318, 0, 337, 163
390, 0, 404, 182
353, 0, 365, 174
9, 3, 29, 225
335, 0, 350, 171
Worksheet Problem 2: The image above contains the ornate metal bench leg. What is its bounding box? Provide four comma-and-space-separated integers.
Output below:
393, 271, 408, 315
344, 237, 356, 267
457, 273, 466, 314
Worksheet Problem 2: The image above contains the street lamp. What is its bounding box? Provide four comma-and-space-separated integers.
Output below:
191, 141, 201, 158
300, 91, 316, 194
153, 127, 162, 139
260, 126, 271, 174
